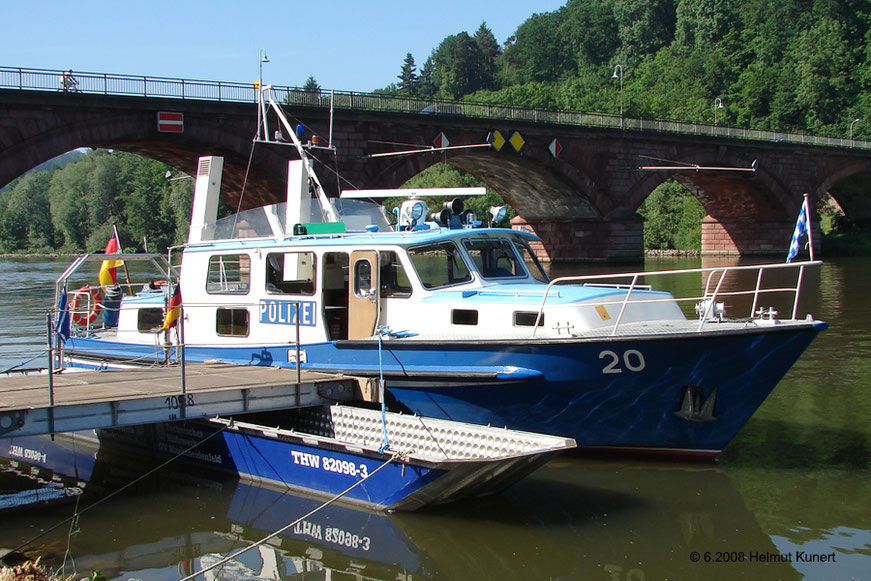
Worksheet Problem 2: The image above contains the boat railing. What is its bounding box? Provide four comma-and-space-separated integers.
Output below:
54, 294, 305, 383
530, 260, 822, 337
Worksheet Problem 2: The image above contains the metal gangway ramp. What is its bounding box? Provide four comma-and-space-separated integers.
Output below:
0, 363, 356, 437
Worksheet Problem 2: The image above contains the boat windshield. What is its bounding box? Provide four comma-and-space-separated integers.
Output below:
212, 199, 392, 240
408, 241, 472, 289
512, 237, 549, 282
463, 238, 525, 279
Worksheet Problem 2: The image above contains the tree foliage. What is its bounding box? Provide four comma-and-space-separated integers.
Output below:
638, 180, 706, 250
0, 150, 192, 254
384, 0, 871, 140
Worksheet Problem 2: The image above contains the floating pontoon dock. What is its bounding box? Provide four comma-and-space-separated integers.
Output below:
0, 363, 356, 437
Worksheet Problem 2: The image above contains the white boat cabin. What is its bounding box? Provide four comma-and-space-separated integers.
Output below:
108, 155, 684, 348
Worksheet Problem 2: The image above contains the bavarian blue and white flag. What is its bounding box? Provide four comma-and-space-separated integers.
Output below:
786, 197, 810, 263
55, 284, 71, 341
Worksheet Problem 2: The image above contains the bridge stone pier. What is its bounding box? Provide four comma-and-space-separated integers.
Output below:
3, 85, 871, 262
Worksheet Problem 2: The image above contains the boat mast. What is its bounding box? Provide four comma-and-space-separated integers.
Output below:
261, 88, 339, 223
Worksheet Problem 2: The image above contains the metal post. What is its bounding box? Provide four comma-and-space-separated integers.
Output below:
792, 264, 806, 320
610, 274, 638, 336
295, 301, 301, 386
46, 314, 55, 435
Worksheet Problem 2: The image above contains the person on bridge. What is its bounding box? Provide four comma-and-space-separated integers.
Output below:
60, 70, 78, 92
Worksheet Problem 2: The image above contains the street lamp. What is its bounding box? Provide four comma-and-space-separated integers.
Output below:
259, 49, 269, 86
850, 117, 861, 146
257, 49, 269, 140
612, 64, 624, 129
714, 98, 724, 126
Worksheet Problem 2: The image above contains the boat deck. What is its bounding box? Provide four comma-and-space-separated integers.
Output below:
0, 363, 356, 438
378, 318, 817, 342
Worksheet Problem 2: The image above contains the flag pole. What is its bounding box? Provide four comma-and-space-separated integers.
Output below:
113, 224, 133, 292
803, 194, 815, 261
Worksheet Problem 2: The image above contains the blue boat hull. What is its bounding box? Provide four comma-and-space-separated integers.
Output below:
64, 321, 826, 457
93, 405, 573, 511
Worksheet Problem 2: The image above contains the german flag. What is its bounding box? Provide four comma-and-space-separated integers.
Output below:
98, 236, 123, 286
162, 286, 182, 330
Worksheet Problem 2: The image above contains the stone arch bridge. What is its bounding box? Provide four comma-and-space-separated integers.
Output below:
2, 71, 870, 262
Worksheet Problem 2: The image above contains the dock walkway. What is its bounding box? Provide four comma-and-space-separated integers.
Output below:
0, 363, 356, 437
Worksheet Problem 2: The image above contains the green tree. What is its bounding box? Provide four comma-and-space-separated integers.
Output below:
48, 157, 94, 251
418, 57, 436, 99
473, 22, 501, 91
397, 53, 419, 96
432, 32, 481, 98
302, 76, 321, 93
501, 10, 574, 84
790, 18, 858, 132
612, 0, 676, 68
638, 180, 705, 250
0, 172, 56, 252
674, 0, 740, 48
117, 154, 175, 252
560, 0, 620, 73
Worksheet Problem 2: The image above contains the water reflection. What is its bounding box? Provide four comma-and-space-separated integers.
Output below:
0, 440, 827, 581
2, 256, 870, 579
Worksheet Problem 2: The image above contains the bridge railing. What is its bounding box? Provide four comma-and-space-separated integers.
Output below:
3, 66, 869, 151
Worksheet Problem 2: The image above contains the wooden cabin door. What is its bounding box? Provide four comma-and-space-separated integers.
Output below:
348, 251, 380, 339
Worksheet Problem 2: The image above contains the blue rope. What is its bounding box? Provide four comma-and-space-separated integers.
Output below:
1, 352, 48, 374
375, 326, 417, 454
377, 328, 389, 454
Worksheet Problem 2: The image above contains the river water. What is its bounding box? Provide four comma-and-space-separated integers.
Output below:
0, 255, 869, 581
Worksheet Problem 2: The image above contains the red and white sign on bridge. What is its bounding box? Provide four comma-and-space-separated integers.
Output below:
157, 112, 184, 133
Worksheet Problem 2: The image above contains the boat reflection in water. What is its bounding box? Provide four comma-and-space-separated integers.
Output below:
1, 435, 809, 581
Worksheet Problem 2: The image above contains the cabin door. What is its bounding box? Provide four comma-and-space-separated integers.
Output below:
348, 250, 380, 340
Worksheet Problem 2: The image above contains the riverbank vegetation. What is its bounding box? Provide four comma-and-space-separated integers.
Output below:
0, 150, 192, 254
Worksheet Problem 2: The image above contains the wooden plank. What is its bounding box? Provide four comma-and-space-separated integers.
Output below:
0, 363, 356, 437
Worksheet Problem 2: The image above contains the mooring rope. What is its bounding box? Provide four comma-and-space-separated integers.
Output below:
1, 349, 50, 374
377, 328, 390, 453
0, 423, 230, 563
179, 450, 402, 581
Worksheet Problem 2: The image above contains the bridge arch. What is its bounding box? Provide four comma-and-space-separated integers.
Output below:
620, 147, 805, 256
816, 159, 871, 225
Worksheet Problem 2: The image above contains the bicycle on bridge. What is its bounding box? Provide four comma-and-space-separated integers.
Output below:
59, 70, 79, 93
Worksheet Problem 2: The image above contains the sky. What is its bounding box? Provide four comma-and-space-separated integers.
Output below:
5, 0, 567, 93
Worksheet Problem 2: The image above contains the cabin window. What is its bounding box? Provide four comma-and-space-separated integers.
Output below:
464, 239, 524, 279
513, 238, 549, 282
408, 242, 471, 289
452, 309, 479, 325
206, 254, 250, 295
379, 251, 412, 298
216, 307, 249, 336
266, 252, 316, 295
137, 308, 164, 332
353, 259, 373, 297
514, 311, 545, 327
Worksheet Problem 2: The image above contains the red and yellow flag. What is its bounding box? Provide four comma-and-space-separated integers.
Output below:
162, 286, 182, 330
98, 236, 123, 286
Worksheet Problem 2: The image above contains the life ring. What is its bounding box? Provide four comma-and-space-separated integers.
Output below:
70, 285, 102, 326
145, 280, 168, 291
